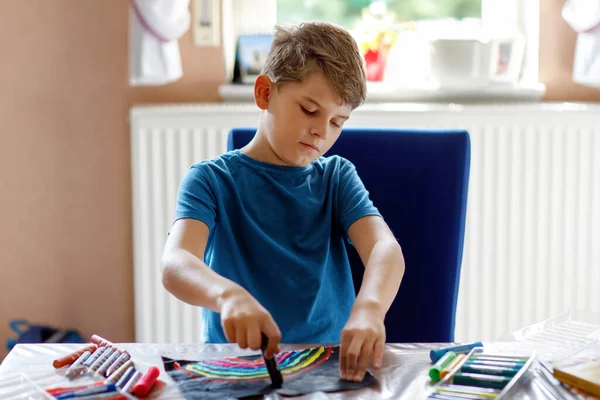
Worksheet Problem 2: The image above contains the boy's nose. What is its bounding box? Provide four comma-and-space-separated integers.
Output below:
310, 122, 328, 139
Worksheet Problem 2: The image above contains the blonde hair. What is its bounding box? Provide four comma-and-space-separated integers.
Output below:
261, 22, 367, 109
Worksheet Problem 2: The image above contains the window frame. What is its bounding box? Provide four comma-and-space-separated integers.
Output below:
220, 0, 540, 94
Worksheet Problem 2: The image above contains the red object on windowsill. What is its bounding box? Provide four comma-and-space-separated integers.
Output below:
364, 49, 387, 82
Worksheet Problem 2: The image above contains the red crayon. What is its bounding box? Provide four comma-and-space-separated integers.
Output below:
46, 381, 104, 396
52, 344, 98, 368
132, 366, 160, 397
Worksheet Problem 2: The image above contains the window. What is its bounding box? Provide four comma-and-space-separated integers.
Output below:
277, 0, 481, 27
220, 0, 540, 100
277, 0, 486, 86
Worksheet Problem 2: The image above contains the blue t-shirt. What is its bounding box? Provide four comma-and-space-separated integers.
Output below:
174, 149, 381, 344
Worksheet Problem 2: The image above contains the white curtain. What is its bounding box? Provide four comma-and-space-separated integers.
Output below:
562, 0, 600, 87
129, 0, 191, 86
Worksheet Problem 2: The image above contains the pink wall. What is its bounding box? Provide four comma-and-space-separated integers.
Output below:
0, 0, 224, 358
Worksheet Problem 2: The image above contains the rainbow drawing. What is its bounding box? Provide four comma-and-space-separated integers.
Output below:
182, 347, 334, 383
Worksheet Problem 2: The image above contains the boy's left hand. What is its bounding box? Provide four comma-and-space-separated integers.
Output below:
339, 302, 386, 382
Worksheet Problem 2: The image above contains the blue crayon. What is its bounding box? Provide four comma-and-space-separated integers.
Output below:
430, 342, 484, 363
464, 359, 525, 369
55, 383, 117, 399
429, 394, 490, 400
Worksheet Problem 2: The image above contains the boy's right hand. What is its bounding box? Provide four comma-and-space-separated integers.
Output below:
219, 286, 281, 358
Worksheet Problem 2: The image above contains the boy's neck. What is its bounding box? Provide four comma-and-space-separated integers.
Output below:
240, 131, 298, 167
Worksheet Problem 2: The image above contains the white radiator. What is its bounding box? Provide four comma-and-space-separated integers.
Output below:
130, 102, 600, 344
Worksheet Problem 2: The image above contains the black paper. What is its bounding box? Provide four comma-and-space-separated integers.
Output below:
162, 346, 377, 399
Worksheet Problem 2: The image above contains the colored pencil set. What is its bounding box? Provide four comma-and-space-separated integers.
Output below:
48, 334, 160, 398
427, 342, 536, 399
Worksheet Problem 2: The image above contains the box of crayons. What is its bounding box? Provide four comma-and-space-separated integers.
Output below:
427, 344, 536, 399
45, 334, 161, 399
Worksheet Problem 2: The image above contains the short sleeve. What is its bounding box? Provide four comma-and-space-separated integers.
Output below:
174, 164, 217, 230
337, 158, 381, 236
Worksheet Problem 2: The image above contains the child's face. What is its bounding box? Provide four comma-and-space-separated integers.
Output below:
255, 71, 352, 167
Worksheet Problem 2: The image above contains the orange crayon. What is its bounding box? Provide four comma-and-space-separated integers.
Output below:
53, 344, 98, 368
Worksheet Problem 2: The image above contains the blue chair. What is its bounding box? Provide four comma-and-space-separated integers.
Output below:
227, 128, 470, 343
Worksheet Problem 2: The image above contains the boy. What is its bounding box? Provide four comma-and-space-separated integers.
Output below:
161, 22, 405, 383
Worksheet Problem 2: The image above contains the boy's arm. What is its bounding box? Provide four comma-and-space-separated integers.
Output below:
161, 218, 281, 356
339, 215, 405, 381
348, 215, 404, 317
161, 218, 237, 311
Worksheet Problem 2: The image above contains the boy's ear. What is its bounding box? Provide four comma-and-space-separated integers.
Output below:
254, 74, 274, 110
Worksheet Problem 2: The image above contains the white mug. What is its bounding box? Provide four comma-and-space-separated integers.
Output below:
428, 35, 525, 88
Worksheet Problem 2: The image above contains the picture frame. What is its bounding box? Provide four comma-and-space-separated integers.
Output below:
232, 34, 274, 84
492, 35, 526, 84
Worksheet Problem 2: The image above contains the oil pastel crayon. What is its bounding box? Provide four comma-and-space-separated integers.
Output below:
464, 359, 525, 369
260, 333, 283, 388
97, 350, 122, 377
429, 393, 490, 400
116, 366, 136, 389
53, 344, 98, 368
430, 351, 457, 382
460, 363, 520, 377
54, 382, 117, 399
440, 354, 466, 380
468, 355, 527, 363
431, 342, 483, 363
90, 334, 113, 347
105, 359, 134, 383
131, 366, 160, 397
105, 352, 130, 376
46, 381, 105, 396
89, 347, 116, 373
122, 370, 143, 393
83, 347, 106, 367
65, 351, 92, 379
435, 384, 500, 399
452, 372, 512, 390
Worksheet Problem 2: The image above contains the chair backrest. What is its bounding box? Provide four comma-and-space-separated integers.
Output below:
227, 127, 470, 342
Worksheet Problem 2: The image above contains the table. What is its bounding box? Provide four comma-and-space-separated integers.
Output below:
0, 342, 559, 399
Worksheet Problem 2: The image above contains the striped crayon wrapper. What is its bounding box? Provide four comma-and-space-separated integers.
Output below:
90, 348, 116, 372
122, 370, 143, 393
105, 359, 135, 383
96, 350, 122, 377
84, 347, 107, 367
116, 366, 136, 389
105, 352, 130, 377
52, 344, 98, 368
65, 351, 92, 379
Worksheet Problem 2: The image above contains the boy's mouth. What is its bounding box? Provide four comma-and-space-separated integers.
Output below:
300, 142, 319, 152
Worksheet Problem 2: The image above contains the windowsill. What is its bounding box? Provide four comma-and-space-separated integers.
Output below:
219, 82, 547, 103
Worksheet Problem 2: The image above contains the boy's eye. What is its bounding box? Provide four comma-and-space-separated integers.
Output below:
331, 121, 341, 128
300, 105, 316, 116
